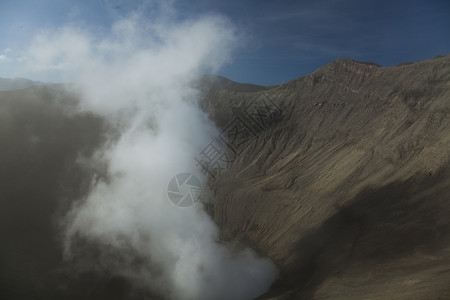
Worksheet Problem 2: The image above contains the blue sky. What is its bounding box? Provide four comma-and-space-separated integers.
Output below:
0, 0, 449, 85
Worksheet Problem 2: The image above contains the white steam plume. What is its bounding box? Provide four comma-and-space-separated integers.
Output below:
21, 8, 278, 300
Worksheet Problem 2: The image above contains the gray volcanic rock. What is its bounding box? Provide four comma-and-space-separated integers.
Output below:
201, 55, 450, 299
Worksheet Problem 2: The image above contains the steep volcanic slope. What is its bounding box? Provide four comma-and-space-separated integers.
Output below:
0, 55, 448, 299
202, 55, 450, 299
